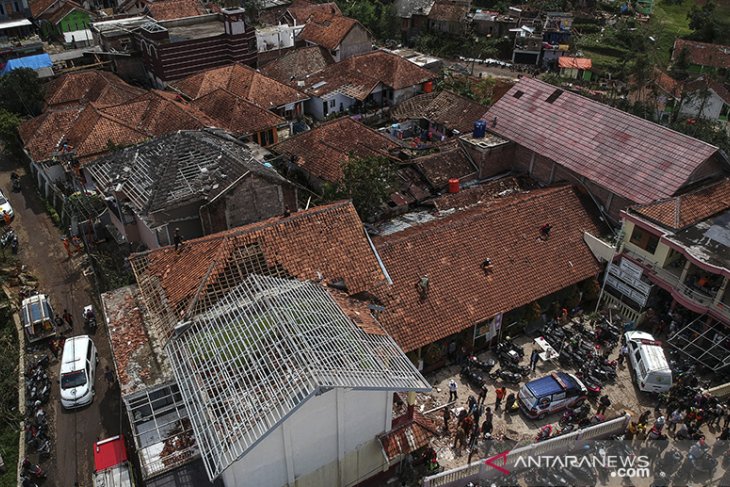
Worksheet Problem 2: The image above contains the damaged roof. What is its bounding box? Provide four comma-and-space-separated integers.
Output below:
380, 410, 438, 462
296, 15, 361, 50
428, 0, 469, 22
128, 201, 388, 339
101, 285, 170, 396
412, 141, 477, 189
484, 77, 720, 204
395, 0, 435, 18
630, 178, 730, 231
170, 63, 308, 108
259, 45, 335, 84
86, 129, 285, 214
271, 116, 399, 183
373, 185, 603, 352
391, 90, 488, 134
302, 50, 435, 100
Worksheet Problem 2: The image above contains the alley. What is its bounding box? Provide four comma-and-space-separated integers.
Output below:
2, 156, 122, 487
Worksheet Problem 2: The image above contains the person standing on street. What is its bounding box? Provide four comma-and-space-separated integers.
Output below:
597, 394, 611, 415
495, 387, 506, 410
62, 309, 74, 330
443, 407, 451, 434
530, 348, 540, 372
448, 379, 458, 402
478, 384, 488, 406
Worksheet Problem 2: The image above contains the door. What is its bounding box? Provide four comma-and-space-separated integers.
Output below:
322, 101, 329, 117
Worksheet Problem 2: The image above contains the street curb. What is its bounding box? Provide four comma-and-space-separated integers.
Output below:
11, 308, 25, 487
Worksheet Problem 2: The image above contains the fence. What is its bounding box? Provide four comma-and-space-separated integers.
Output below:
600, 292, 645, 325
423, 414, 631, 487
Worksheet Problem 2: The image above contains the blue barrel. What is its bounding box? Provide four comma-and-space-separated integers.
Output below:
473, 119, 487, 138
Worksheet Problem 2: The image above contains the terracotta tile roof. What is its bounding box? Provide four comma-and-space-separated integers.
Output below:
170, 63, 308, 109
413, 141, 477, 189
18, 109, 81, 162
101, 285, 170, 395
41, 1, 88, 24
684, 76, 730, 105
297, 15, 359, 50
391, 90, 488, 133
286, 0, 341, 23
673, 39, 730, 70
146, 0, 206, 20
190, 88, 284, 136
43, 70, 144, 109
484, 77, 720, 204
631, 178, 730, 231
653, 68, 682, 98
379, 411, 438, 461
373, 186, 603, 352
303, 50, 435, 100
260, 46, 335, 84
271, 117, 399, 183
558, 57, 592, 70
428, 0, 468, 22
22, 89, 215, 164
129, 201, 387, 330
30, 0, 56, 17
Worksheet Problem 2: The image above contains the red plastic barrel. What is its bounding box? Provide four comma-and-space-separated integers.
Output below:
448, 178, 460, 193
423, 81, 434, 93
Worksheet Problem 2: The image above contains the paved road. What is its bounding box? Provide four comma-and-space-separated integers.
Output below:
2, 156, 122, 487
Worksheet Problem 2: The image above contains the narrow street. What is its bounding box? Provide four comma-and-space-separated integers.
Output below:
2, 155, 122, 487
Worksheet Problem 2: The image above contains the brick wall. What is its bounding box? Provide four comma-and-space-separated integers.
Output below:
461, 141, 515, 178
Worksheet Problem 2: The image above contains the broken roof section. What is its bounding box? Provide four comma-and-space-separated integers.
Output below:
484, 77, 721, 205
170, 63, 308, 109
129, 201, 388, 342
373, 185, 603, 352
101, 285, 170, 396
259, 46, 334, 84
391, 90, 488, 134
302, 50, 435, 101
379, 410, 438, 462
43, 70, 145, 109
271, 116, 399, 183
630, 178, 730, 231
168, 274, 431, 480
412, 140, 477, 189
87, 129, 286, 215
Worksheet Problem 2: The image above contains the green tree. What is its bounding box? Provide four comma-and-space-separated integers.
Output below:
0, 108, 21, 153
687, 0, 717, 42
0, 68, 44, 116
376, 2, 400, 41
330, 155, 396, 221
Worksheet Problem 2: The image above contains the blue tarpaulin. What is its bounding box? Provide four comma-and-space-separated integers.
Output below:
1, 53, 52, 76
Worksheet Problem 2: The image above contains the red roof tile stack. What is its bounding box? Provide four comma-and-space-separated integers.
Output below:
484, 77, 719, 204
271, 117, 399, 183
631, 178, 730, 230
170, 63, 308, 109
373, 186, 603, 352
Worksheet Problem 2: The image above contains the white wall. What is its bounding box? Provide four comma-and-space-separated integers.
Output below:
304, 93, 356, 120
221, 389, 392, 487
680, 88, 725, 121
257, 24, 302, 52
393, 84, 423, 104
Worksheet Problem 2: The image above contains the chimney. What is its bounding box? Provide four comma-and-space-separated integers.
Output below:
222, 7, 246, 36
406, 391, 416, 419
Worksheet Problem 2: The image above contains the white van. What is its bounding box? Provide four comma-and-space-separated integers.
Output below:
625, 331, 672, 393
60, 335, 97, 409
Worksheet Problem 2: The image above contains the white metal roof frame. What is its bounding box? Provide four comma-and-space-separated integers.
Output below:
167, 274, 430, 480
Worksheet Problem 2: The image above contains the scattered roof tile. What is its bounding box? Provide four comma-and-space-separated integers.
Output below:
428, 0, 468, 22
129, 201, 387, 335
271, 117, 399, 183
484, 77, 719, 205
413, 141, 477, 189
297, 15, 360, 50
303, 50, 435, 100
631, 178, 730, 231
146, 0, 206, 20
260, 46, 335, 84
170, 63, 308, 109
43, 70, 144, 109
18, 109, 81, 162
391, 90, 488, 133
672, 39, 730, 70
190, 88, 285, 136
558, 57, 592, 70
379, 411, 438, 461
373, 186, 603, 352
101, 285, 170, 395
285, 0, 341, 23
432, 176, 538, 211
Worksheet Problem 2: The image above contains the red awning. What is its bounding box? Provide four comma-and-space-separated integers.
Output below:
93, 435, 128, 472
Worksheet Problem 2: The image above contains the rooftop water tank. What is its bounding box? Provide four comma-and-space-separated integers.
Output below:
473, 119, 487, 138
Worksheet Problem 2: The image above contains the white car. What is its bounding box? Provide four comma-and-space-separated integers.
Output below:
60, 335, 97, 409
0, 189, 13, 221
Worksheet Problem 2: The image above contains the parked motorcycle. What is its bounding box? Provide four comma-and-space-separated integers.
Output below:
21, 459, 46, 480
11, 172, 21, 192
460, 365, 485, 389
84, 304, 97, 331
465, 355, 495, 373
489, 369, 521, 384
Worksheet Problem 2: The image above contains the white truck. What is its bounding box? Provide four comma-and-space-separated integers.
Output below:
93, 435, 135, 487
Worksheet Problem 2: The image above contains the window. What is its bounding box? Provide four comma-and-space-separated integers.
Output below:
329, 99, 336, 108
13, 2, 18, 11
552, 392, 566, 401
629, 226, 659, 254
0, 3, 5, 14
